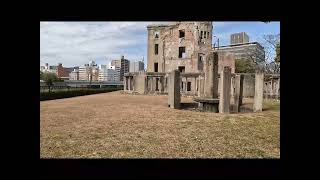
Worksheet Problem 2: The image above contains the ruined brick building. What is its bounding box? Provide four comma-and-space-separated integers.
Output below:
147, 21, 213, 74
124, 22, 235, 96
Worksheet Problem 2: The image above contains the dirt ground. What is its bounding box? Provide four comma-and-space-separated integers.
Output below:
40, 91, 280, 158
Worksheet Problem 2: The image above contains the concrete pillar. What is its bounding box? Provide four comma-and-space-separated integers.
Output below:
124, 77, 127, 90
253, 72, 264, 112
234, 74, 244, 113
219, 66, 231, 114
131, 76, 134, 91
153, 77, 157, 92
198, 76, 205, 97
168, 70, 180, 109
204, 52, 219, 98
185, 77, 188, 92
150, 77, 153, 92
160, 76, 165, 93
135, 73, 146, 94
127, 77, 131, 91
193, 77, 197, 95
230, 76, 234, 97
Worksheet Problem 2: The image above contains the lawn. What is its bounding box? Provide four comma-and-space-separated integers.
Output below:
40, 91, 280, 158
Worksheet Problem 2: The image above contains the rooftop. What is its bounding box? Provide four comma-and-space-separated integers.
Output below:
215, 42, 264, 49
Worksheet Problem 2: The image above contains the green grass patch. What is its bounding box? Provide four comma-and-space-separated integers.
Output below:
263, 100, 280, 111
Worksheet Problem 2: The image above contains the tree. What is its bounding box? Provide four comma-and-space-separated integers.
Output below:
275, 42, 280, 63
262, 34, 280, 74
40, 71, 43, 80
235, 58, 255, 73
42, 72, 58, 93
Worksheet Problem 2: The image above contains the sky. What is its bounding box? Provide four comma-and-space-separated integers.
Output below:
40, 21, 280, 67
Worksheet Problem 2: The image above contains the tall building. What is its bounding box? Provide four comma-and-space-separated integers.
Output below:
129, 61, 144, 72
111, 59, 121, 68
111, 56, 129, 81
217, 42, 265, 63
40, 63, 57, 74
230, 32, 249, 44
69, 69, 79, 80
110, 65, 120, 81
98, 64, 117, 81
56, 63, 73, 80
120, 56, 129, 81
147, 22, 213, 73
78, 61, 99, 81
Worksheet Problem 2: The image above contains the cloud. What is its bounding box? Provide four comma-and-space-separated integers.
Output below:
40, 22, 171, 67
41, 21, 279, 67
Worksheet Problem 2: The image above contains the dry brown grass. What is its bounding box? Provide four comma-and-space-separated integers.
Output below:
40, 91, 280, 159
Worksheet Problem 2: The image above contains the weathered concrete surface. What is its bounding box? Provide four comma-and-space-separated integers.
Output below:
234, 74, 244, 112
219, 67, 232, 113
134, 73, 147, 94
147, 22, 212, 73
253, 72, 264, 112
204, 52, 219, 98
168, 70, 180, 109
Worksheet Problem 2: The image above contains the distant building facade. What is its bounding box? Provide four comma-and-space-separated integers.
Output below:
120, 56, 129, 81
111, 56, 130, 81
129, 61, 144, 72
217, 42, 265, 63
79, 61, 99, 81
98, 64, 117, 81
110, 65, 120, 81
230, 32, 249, 44
69, 69, 79, 80
56, 63, 73, 80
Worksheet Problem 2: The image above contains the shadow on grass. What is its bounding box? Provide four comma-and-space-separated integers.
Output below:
180, 102, 198, 110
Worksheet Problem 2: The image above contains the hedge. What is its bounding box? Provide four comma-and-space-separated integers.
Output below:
40, 88, 121, 101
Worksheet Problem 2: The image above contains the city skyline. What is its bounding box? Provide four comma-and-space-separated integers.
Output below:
40, 21, 280, 67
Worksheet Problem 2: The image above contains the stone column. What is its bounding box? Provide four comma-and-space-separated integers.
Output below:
160, 76, 165, 93
131, 76, 134, 91
234, 74, 244, 113
219, 66, 231, 114
204, 52, 219, 98
153, 77, 157, 92
135, 73, 146, 94
127, 76, 131, 91
185, 77, 188, 92
230, 76, 234, 97
124, 76, 127, 91
253, 72, 264, 112
150, 77, 153, 92
168, 70, 180, 109
193, 77, 197, 95
198, 75, 205, 97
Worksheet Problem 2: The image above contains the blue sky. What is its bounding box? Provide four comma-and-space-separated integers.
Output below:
40, 21, 280, 67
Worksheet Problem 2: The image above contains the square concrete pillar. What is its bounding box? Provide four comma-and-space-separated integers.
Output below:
193, 77, 197, 94
127, 76, 131, 91
184, 77, 188, 93
135, 73, 146, 94
131, 77, 134, 91
160, 76, 165, 93
234, 74, 244, 112
168, 70, 180, 109
219, 66, 231, 114
204, 52, 219, 98
230, 76, 234, 97
124, 77, 127, 91
198, 76, 205, 97
253, 72, 264, 112
152, 77, 157, 92
150, 77, 154, 92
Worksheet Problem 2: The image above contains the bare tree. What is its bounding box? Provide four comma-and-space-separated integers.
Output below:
262, 34, 280, 74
